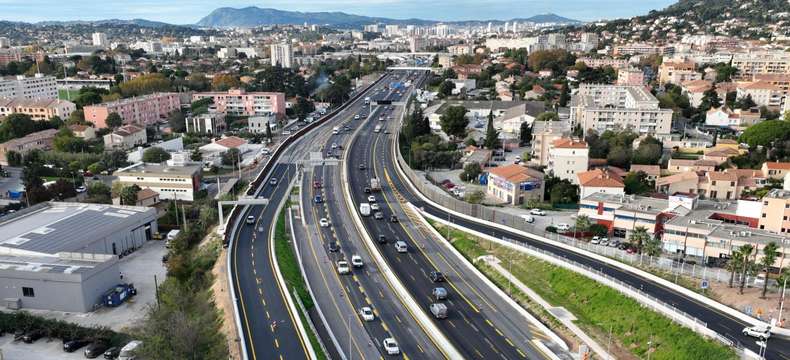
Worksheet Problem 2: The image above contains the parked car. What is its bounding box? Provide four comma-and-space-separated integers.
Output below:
76, 185, 87, 193
63, 339, 89, 352
530, 209, 546, 216
103, 347, 120, 359
85, 342, 109, 358
556, 223, 571, 232
742, 325, 771, 340
22, 329, 44, 343
360, 306, 375, 321
520, 215, 534, 223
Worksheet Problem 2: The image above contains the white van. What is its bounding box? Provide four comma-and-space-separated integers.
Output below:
165, 230, 180, 248
395, 241, 408, 253
119, 340, 142, 360
332, 126, 340, 135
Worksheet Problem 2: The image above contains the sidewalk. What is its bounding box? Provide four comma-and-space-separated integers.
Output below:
479, 255, 614, 360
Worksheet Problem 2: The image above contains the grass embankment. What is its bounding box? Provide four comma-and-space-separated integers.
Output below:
273, 199, 327, 360
430, 220, 737, 360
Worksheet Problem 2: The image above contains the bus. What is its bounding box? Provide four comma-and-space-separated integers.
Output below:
373, 125, 382, 133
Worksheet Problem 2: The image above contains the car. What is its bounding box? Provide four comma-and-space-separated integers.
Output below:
359, 306, 375, 321
367, 195, 376, 203
608, 240, 620, 248
382, 338, 400, 355
514, 156, 521, 164
395, 240, 408, 253
371, 203, 380, 211
328, 241, 339, 252
430, 271, 446, 282
432, 287, 448, 300
626, 247, 636, 254
331, 143, 338, 150
319, 218, 330, 227
22, 329, 44, 343
270, 178, 278, 186
76, 185, 87, 193
374, 212, 384, 220
354, 114, 360, 120
103, 347, 120, 359
359, 164, 366, 170
530, 209, 546, 216
84, 342, 109, 358
246, 215, 255, 225
313, 180, 322, 189
390, 215, 399, 223
314, 195, 323, 204
520, 215, 534, 223
337, 260, 350, 274
600, 239, 609, 246
351, 255, 364, 268
742, 325, 771, 340
556, 223, 571, 232
363, 187, 371, 194
591, 236, 600, 245
63, 339, 89, 352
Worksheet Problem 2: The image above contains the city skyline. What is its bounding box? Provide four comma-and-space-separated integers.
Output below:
2, 0, 676, 24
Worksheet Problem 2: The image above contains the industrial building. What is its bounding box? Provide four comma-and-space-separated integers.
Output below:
0, 202, 158, 312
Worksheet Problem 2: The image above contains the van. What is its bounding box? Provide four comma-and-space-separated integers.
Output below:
118, 340, 142, 360
165, 230, 180, 248
395, 241, 408, 253
332, 126, 340, 135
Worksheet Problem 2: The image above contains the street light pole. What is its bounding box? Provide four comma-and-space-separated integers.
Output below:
779, 277, 787, 328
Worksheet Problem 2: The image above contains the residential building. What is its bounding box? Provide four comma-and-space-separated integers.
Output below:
84, 93, 180, 129
0, 98, 75, 120
547, 138, 589, 184
616, 68, 645, 86
731, 51, 790, 80
576, 57, 628, 69
659, 60, 701, 85
0, 37, 9, 48
656, 171, 701, 195
185, 111, 226, 134
705, 106, 761, 128
486, 164, 544, 205
447, 44, 473, 56
680, 80, 712, 108
656, 169, 765, 200
759, 189, 790, 233
579, 192, 677, 238
57, 77, 114, 91
736, 81, 785, 109
103, 124, 146, 149
530, 120, 571, 167
762, 161, 790, 180
271, 43, 293, 68
0, 129, 57, 165
451, 64, 482, 79
114, 163, 202, 201
629, 165, 661, 182
0, 47, 21, 66
0, 74, 58, 100
613, 43, 672, 56
91, 32, 108, 47
666, 158, 717, 173
577, 168, 625, 199
569, 84, 673, 136
68, 124, 95, 140
0, 202, 157, 312
248, 114, 277, 134
192, 89, 286, 118
409, 36, 426, 53
199, 136, 251, 160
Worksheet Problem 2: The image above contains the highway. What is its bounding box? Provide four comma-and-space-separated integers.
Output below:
377, 89, 790, 359
342, 70, 560, 359
227, 74, 389, 360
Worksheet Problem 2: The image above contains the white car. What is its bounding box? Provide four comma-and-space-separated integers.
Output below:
336, 260, 350, 275
246, 215, 255, 225
530, 209, 546, 216
359, 306, 375, 321
742, 325, 771, 340
354, 114, 361, 120
591, 236, 600, 245
382, 338, 400, 355
368, 195, 376, 203
520, 215, 534, 223
75, 185, 87, 193
319, 218, 330, 227
371, 203, 381, 211
556, 223, 571, 231
351, 255, 364, 268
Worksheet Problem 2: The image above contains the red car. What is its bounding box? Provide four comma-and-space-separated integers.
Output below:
313, 180, 322, 189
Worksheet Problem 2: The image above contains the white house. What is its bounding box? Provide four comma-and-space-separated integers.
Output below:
548, 138, 589, 184
578, 168, 625, 199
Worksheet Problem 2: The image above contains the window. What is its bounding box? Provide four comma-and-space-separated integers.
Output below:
22, 287, 34, 297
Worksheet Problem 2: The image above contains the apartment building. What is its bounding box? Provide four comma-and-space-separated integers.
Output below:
705, 106, 761, 128
680, 80, 712, 108
0, 47, 22, 66
616, 68, 645, 86
192, 89, 286, 118
0, 129, 57, 165
547, 138, 589, 184
736, 81, 785, 109
529, 120, 570, 167
84, 93, 180, 129
114, 163, 202, 201
103, 124, 146, 150
731, 51, 790, 80
0, 98, 75, 120
447, 44, 473, 56
270, 43, 293, 68
613, 43, 673, 56
185, 111, 226, 134
656, 169, 765, 200
91, 32, 108, 47
576, 57, 629, 69
658, 60, 700, 85
569, 84, 673, 136
486, 164, 544, 205
761, 161, 790, 180
0, 74, 58, 100
248, 114, 277, 134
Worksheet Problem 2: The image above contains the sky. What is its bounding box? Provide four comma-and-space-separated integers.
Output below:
1, 0, 677, 24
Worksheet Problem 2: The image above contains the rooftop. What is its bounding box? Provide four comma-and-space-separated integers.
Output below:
488, 164, 543, 183
578, 168, 624, 188
581, 192, 669, 215
116, 162, 200, 177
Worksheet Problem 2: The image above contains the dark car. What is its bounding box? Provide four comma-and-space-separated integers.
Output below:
430, 271, 446, 282
378, 235, 387, 244
364, 187, 371, 194
13, 329, 25, 341
328, 241, 339, 252
63, 339, 89, 352
84, 342, 109, 358
390, 215, 399, 223
22, 329, 44, 343
103, 346, 120, 359
358, 164, 366, 170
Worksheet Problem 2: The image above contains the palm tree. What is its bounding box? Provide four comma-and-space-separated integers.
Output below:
727, 250, 744, 288
628, 226, 650, 254
760, 242, 780, 299
739, 244, 755, 295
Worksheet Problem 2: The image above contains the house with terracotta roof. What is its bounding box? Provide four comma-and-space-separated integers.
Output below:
577, 168, 625, 199
667, 158, 717, 173
702, 147, 741, 165
547, 138, 589, 184
656, 171, 701, 196
629, 165, 661, 182
486, 164, 544, 205
656, 169, 766, 200
68, 124, 95, 140
103, 124, 146, 150
762, 161, 790, 180
0, 129, 57, 165
199, 136, 249, 154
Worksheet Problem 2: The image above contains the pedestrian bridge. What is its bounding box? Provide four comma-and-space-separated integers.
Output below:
387, 66, 433, 71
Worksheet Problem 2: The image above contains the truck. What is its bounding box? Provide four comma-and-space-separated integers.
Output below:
429, 303, 448, 319
359, 203, 371, 216
370, 177, 382, 192
103, 283, 137, 307
364, 96, 371, 105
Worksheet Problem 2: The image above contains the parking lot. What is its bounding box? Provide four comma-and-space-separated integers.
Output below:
0, 334, 85, 360
5, 239, 167, 333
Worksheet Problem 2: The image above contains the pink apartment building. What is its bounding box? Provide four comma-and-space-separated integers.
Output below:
192, 89, 286, 119
84, 92, 181, 129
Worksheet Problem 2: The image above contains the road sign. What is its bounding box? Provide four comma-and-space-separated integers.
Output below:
700, 279, 709, 289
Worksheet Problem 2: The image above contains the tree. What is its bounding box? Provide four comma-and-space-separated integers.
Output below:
547, 180, 579, 205
697, 88, 721, 112
739, 120, 790, 148
87, 162, 106, 175
22, 165, 51, 205
167, 110, 186, 133
760, 242, 779, 298
727, 250, 745, 288
439, 106, 468, 139
459, 162, 482, 182
119, 184, 141, 206
85, 182, 112, 204
632, 136, 663, 165
49, 179, 76, 200
624, 171, 653, 195
558, 82, 570, 107
738, 244, 755, 295
438, 80, 454, 98
628, 226, 651, 254
737, 94, 757, 110
222, 148, 241, 167
211, 74, 240, 91
519, 122, 532, 146
143, 147, 172, 163
483, 111, 500, 149
574, 214, 591, 236
0, 113, 36, 142
293, 96, 315, 121
643, 236, 663, 256
607, 145, 631, 168
190, 148, 203, 162
6, 150, 22, 166
105, 112, 123, 129
535, 112, 559, 122
118, 73, 171, 97
589, 224, 608, 237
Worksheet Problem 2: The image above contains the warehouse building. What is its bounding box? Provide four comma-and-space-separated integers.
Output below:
0, 202, 158, 312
